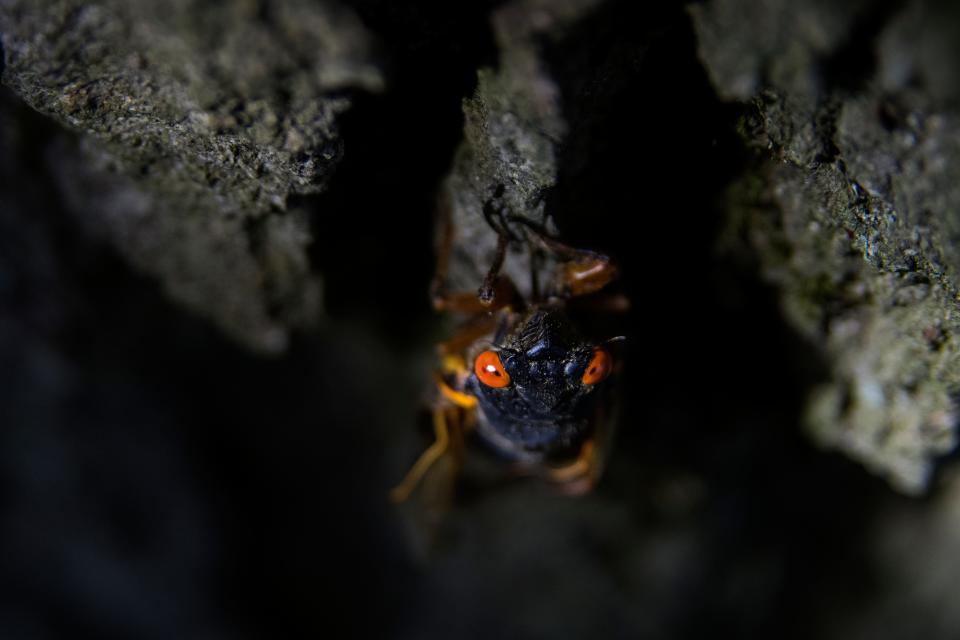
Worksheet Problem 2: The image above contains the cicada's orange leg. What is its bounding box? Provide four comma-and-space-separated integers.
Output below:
542, 240, 619, 300
432, 277, 521, 314
431, 191, 527, 312
544, 386, 618, 495
435, 374, 478, 410
500, 437, 599, 496
389, 355, 479, 504
559, 256, 619, 297
547, 439, 595, 482
548, 241, 629, 312
390, 406, 459, 504
544, 439, 600, 496
499, 214, 621, 302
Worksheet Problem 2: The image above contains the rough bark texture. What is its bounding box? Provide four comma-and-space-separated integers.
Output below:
6, 1, 960, 639
439, 0, 602, 299
692, 0, 960, 494
1, 0, 381, 352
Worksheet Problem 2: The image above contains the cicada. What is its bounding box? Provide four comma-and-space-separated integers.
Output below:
390, 195, 625, 505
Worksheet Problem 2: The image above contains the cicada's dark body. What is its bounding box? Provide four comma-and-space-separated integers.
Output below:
390, 200, 624, 503
468, 307, 614, 464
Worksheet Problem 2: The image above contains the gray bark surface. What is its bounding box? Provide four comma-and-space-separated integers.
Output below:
693, 0, 960, 493
1, 0, 381, 352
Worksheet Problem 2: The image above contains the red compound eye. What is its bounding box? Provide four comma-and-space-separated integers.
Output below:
582, 348, 612, 385
475, 350, 510, 388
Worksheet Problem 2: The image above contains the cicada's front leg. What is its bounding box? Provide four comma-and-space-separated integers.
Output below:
389, 348, 478, 505
501, 213, 622, 303
558, 253, 619, 298
430, 277, 520, 315
389, 404, 468, 504
538, 238, 619, 300
430, 190, 528, 312
544, 439, 600, 496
